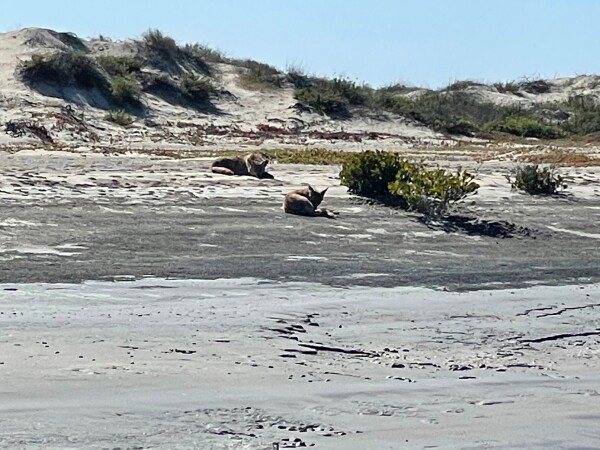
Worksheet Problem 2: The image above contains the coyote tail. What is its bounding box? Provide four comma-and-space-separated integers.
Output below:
314, 208, 336, 219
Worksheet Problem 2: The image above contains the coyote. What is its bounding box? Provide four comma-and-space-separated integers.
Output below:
211, 152, 274, 179
283, 185, 336, 219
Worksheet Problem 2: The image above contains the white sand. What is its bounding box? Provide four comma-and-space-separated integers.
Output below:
1, 278, 599, 449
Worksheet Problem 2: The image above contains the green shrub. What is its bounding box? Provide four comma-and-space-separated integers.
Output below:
110, 76, 141, 105
179, 73, 214, 103
294, 77, 371, 115
484, 115, 564, 139
180, 43, 216, 74
374, 90, 517, 136
506, 164, 565, 195
19, 51, 110, 94
182, 43, 226, 64
286, 66, 312, 89
142, 29, 179, 56
238, 60, 282, 89
340, 150, 479, 217
327, 78, 371, 106
556, 95, 600, 135
105, 109, 133, 126
372, 91, 413, 114
388, 164, 479, 216
444, 80, 485, 91
97, 55, 143, 77
377, 83, 418, 94
295, 87, 349, 115
339, 150, 403, 197
563, 111, 600, 135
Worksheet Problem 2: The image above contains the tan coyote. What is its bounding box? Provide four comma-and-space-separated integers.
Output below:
211, 152, 274, 179
283, 185, 336, 219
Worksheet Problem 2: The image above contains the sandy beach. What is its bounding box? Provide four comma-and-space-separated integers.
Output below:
0, 149, 599, 449
1, 278, 600, 449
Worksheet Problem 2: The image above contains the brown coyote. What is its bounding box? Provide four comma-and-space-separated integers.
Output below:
210, 152, 274, 179
283, 185, 336, 219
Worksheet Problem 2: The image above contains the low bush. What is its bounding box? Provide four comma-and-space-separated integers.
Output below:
563, 111, 600, 135
339, 150, 403, 197
237, 60, 283, 89
493, 81, 521, 95
180, 43, 215, 74
182, 43, 226, 64
179, 73, 214, 103
19, 51, 110, 94
378, 83, 417, 94
520, 79, 551, 94
110, 76, 141, 105
374, 90, 516, 136
484, 115, 564, 139
97, 55, 143, 77
555, 95, 600, 135
294, 77, 371, 116
294, 87, 349, 115
340, 150, 479, 216
105, 109, 133, 126
444, 80, 485, 91
388, 164, 479, 216
506, 164, 565, 195
142, 29, 179, 56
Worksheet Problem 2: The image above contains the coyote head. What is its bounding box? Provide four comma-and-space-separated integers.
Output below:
246, 153, 270, 178
306, 185, 328, 208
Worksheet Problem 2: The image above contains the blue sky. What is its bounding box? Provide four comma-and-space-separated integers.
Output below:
2, 0, 599, 88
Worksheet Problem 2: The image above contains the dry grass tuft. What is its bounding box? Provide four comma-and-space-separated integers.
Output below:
518, 151, 600, 167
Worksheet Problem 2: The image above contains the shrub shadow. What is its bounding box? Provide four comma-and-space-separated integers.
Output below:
416, 215, 536, 239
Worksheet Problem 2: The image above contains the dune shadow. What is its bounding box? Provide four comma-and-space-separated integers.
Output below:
142, 81, 223, 115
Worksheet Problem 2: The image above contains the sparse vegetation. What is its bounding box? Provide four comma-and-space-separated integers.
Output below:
15, 29, 600, 144
182, 43, 226, 65
180, 148, 355, 165
180, 44, 215, 74
142, 29, 179, 57
444, 80, 485, 91
340, 150, 479, 216
520, 151, 600, 167
506, 164, 565, 195
493, 81, 521, 95
105, 109, 133, 126
237, 60, 283, 89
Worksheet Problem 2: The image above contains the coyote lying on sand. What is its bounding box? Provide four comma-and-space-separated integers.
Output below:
210, 152, 274, 179
283, 185, 336, 219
